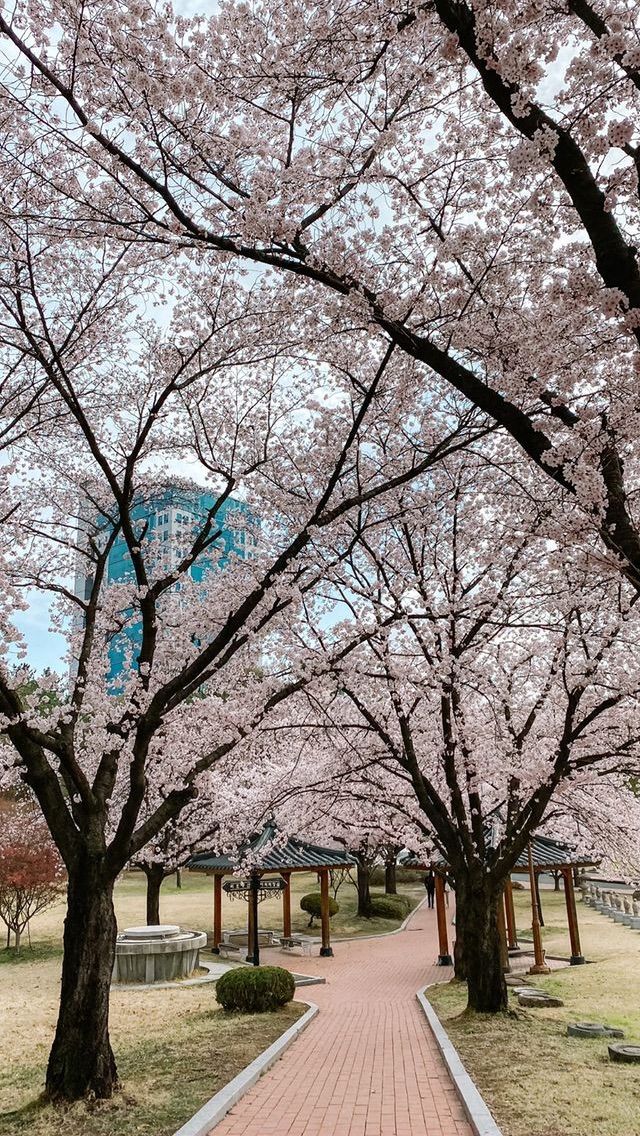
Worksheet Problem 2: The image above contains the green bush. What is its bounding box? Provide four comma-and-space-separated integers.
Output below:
300, 892, 339, 927
215, 965, 295, 1013
369, 895, 411, 920
369, 867, 386, 886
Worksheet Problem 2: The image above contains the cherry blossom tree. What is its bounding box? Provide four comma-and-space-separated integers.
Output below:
263, 720, 432, 915
0, 222, 480, 1099
272, 460, 640, 1011
1, 0, 639, 590
134, 809, 217, 927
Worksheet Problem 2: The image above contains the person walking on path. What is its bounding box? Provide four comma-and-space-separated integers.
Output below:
424, 870, 436, 909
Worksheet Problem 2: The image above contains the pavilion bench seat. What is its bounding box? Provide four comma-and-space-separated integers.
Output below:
280, 936, 314, 956
217, 942, 241, 958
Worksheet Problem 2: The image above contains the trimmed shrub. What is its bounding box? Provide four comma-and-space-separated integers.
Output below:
399, 869, 427, 884
215, 965, 295, 1013
369, 895, 411, 920
300, 892, 339, 927
369, 867, 386, 887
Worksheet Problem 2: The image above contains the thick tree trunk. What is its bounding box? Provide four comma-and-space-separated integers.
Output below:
385, 858, 397, 895
143, 863, 165, 925
45, 858, 118, 1101
452, 889, 466, 980
455, 874, 507, 1012
356, 863, 373, 917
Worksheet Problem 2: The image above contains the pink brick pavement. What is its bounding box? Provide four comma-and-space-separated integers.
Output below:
211, 900, 472, 1136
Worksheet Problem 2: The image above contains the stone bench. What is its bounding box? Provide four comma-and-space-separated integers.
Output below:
217, 942, 241, 958
222, 929, 278, 948
280, 936, 314, 956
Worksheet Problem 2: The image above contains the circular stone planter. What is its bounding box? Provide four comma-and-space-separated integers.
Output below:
568, 1022, 624, 1039
518, 992, 564, 1008
608, 1043, 640, 1064
113, 924, 207, 985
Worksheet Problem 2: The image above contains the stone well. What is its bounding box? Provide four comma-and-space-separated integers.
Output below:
112, 924, 207, 984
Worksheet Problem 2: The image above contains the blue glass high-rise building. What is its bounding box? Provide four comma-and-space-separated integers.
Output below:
75, 486, 254, 682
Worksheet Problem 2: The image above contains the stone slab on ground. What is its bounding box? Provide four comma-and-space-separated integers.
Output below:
518, 992, 564, 1008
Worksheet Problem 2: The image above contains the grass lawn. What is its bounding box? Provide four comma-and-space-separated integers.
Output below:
0, 869, 422, 1135
1, 986, 304, 1136
4, 867, 424, 962
428, 888, 640, 1136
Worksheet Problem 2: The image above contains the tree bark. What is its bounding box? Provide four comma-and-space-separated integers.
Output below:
45, 856, 118, 1100
384, 858, 397, 895
452, 889, 467, 980
143, 863, 165, 926
455, 874, 507, 1012
356, 863, 373, 917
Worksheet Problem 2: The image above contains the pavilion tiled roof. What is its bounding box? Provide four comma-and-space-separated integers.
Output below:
512, 833, 597, 870
189, 821, 356, 873
399, 831, 598, 872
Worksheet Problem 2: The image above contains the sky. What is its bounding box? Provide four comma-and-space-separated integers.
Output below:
12, 594, 67, 675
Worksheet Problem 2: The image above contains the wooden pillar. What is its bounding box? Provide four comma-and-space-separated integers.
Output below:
435, 874, 453, 965
497, 888, 510, 972
319, 868, 333, 957
527, 842, 549, 974
282, 871, 292, 939
246, 878, 256, 964
212, 874, 223, 953
504, 879, 519, 950
534, 870, 545, 927
563, 867, 585, 965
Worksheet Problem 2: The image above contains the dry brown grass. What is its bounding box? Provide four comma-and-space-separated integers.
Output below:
8, 866, 423, 954
429, 889, 640, 1136
1, 983, 304, 1136
0, 868, 422, 1135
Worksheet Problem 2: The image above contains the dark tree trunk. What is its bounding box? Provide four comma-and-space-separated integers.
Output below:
45, 856, 118, 1101
455, 873, 507, 1013
452, 887, 466, 980
176, 868, 182, 889
385, 858, 397, 895
356, 863, 373, 917
143, 863, 165, 925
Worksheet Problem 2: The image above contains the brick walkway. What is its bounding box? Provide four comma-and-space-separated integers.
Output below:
212, 900, 472, 1136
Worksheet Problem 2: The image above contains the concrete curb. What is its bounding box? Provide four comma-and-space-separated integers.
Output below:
417, 987, 503, 1136
172, 1001, 319, 1136
336, 894, 432, 943
113, 957, 223, 991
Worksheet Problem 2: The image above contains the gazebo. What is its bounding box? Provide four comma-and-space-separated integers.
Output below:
399, 833, 597, 972
189, 823, 355, 963
507, 834, 597, 972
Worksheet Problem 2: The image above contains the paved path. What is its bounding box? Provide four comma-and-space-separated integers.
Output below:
212, 901, 472, 1136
